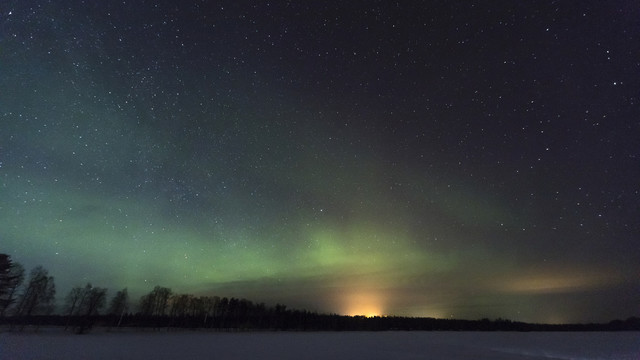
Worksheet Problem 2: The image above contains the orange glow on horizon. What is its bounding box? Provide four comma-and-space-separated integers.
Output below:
498, 269, 621, 294
339, 291, 385, 317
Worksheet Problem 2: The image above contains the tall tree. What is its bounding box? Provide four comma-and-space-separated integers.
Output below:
64, 285, 91, 315
63, 285, 88, 330
108, 288, 129, 327
169, 294, 192, 318
63, 283, 107, 333
14, 266, 55, 317
82, 285, 107, 317
202, 296, 219, 325
139, 286, 172, 317
0, 254, 25, 316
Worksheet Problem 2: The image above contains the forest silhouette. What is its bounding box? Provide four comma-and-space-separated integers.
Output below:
2, 253, 639, 333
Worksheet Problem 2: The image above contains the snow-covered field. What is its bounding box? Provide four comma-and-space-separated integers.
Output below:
1, 329, 638, 359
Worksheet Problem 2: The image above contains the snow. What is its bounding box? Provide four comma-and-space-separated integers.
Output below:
1, 329, 638, 359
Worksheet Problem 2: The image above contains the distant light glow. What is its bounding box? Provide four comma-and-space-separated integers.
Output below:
1, 0, 637, 324
497, 269, 622, 294
341, 291, 384, 318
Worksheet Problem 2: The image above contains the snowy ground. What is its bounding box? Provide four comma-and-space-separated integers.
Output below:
1, 328, 638, 359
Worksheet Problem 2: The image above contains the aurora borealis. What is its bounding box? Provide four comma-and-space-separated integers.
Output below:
1, 1, 638, 323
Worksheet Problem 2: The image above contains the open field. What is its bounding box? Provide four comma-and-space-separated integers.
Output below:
1, 328, 638, 359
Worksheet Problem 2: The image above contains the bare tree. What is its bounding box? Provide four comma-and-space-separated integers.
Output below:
169, 293, 192, 318
139, 286, 172, 317
202, 296, 219, 325
83, 286, 107, 317
64, 283, 107, 333
108, 288, 129, 328
14, 266, 55, 317
64, 285, 88, 330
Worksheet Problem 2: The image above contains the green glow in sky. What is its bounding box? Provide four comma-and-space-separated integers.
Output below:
1, 1, 638, 323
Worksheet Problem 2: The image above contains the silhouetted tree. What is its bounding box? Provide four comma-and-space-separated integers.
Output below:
0, 254, 25, 316
81, 284, 107, 333
189, 296, 205, 318
14, 266, 55, 317
169, 294, 191, 318
63, 283, 107, 333
139, 286, 172, 317
202, 296, 218, 326
163, 294, 221, 328
83, 285, 107, 317
64, 285, 88, 330
215, 297, 229, 328
108, 288, 128, 328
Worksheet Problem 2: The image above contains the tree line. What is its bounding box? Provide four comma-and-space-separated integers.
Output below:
2, 253, 639, 333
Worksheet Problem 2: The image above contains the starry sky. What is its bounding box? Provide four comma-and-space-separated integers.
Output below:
1, 1, 638, 323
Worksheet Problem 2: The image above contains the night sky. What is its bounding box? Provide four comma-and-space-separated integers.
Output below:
1, 1, 639, 323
